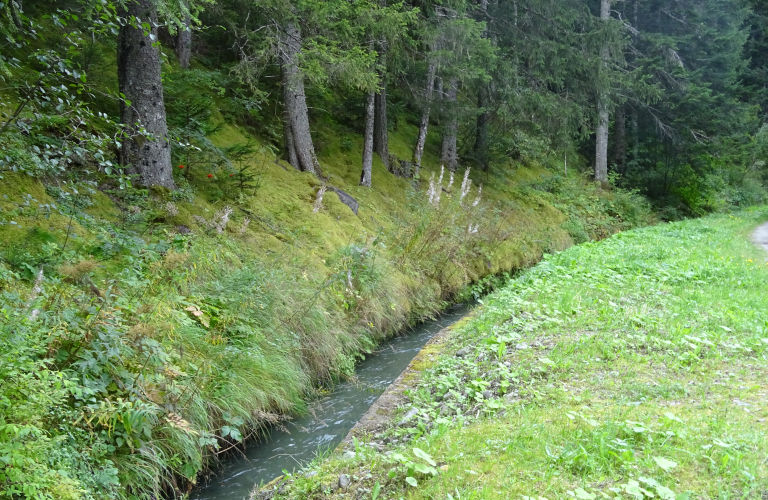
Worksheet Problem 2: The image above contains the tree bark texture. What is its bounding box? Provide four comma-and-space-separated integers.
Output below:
441, 78, 459, 172
612, 103, 626, 173
176, 9, 192, 69
280, 21, 320, 175
373, 57, 389, 171
413, 59, 437, 175
118, 0, 176, 189
360, 91, 375, 187
594, 0, 611, 184
474, 83, 489, 171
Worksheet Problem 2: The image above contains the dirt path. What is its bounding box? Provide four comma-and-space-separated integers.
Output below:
753, 221, 768, 254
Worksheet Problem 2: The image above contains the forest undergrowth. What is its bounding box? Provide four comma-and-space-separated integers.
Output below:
263, 208, 768, 500
0, 122, 653, 500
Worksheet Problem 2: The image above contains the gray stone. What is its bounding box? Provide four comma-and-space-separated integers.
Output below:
342, 451, 356, 460
398, 407, 419, 426
339, 474, 351, 488
515, 342, 529, 350
456, 348, 470, 357
329, 187, 359, 215
482, 390, 493, 399
503, 361, 512, 367
304, 470, 317, 478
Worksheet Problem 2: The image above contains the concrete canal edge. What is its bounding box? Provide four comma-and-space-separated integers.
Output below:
339, 311, 476, 447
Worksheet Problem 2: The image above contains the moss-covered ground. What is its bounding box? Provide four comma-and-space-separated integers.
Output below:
263, 208, 768, 500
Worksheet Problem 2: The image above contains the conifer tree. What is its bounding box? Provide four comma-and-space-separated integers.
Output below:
118, 0, 176, 189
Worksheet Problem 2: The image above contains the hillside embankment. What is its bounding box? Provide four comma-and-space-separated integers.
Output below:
0, 115, 653, 499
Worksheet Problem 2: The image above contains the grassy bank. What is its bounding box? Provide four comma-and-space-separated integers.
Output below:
263, 208, 768, 500
0, 110, 654, 499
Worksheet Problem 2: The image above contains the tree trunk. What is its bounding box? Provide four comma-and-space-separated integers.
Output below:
118, 0, 175, 189
413, 58, 437, 176
612, 103, 626, 173
360, 91, 375, 187
176, 7, 192, 69
441, 78, 459, 172
373, 54, 389, 171
280, 21, 320, 175
474, 83, 489, 171
284, 117, 299, 169
594, 0, 611, 184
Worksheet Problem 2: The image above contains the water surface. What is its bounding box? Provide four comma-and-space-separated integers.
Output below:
192, 303, 472, 500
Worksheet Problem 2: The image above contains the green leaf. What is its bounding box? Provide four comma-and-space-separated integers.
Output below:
539, 357, 556, 368
413, 447, 436, 466
653, 456, 678, 472
664, 412, 682, 422
405, 476, 417, 487
371, 481, 381, 500
414, 463, 431, 474
573, 488, 596, 499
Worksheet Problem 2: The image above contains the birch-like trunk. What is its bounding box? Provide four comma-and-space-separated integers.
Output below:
441, 78, 459, 172
280, 21, 320, 174
360, 91, 375, 187
176, 7, 192, 69
373, 54, 389, 171
413, 58, 437, 176
594, 0, 611, 184
118, 0, 175, 189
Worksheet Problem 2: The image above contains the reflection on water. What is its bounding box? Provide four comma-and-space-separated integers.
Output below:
192, 303, 471, 500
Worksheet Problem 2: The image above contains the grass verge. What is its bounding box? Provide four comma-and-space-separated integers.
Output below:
263, 208, 768, 500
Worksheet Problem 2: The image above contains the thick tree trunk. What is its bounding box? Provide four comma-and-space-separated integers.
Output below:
474, 83, 489, 171
118, 0, 175, 189
360, 91, 375, 187
413, 58, 437, 175
176, 8, 192, 69
612, 103, 626, 173
594, 0, 611, 184
284, 117, 299, 169
280, 21, 320, 175
373, 56, 389, 171
441, 78, 459, 172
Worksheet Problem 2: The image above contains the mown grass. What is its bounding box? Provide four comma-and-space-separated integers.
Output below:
266, 208, 768, 500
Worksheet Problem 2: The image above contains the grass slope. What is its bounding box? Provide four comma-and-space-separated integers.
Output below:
265, 208, 768, 500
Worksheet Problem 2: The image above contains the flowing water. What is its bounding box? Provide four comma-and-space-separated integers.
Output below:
192, 303, 472, 500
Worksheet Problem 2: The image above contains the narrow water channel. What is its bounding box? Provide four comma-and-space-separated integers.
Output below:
192, 303, 472, 500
